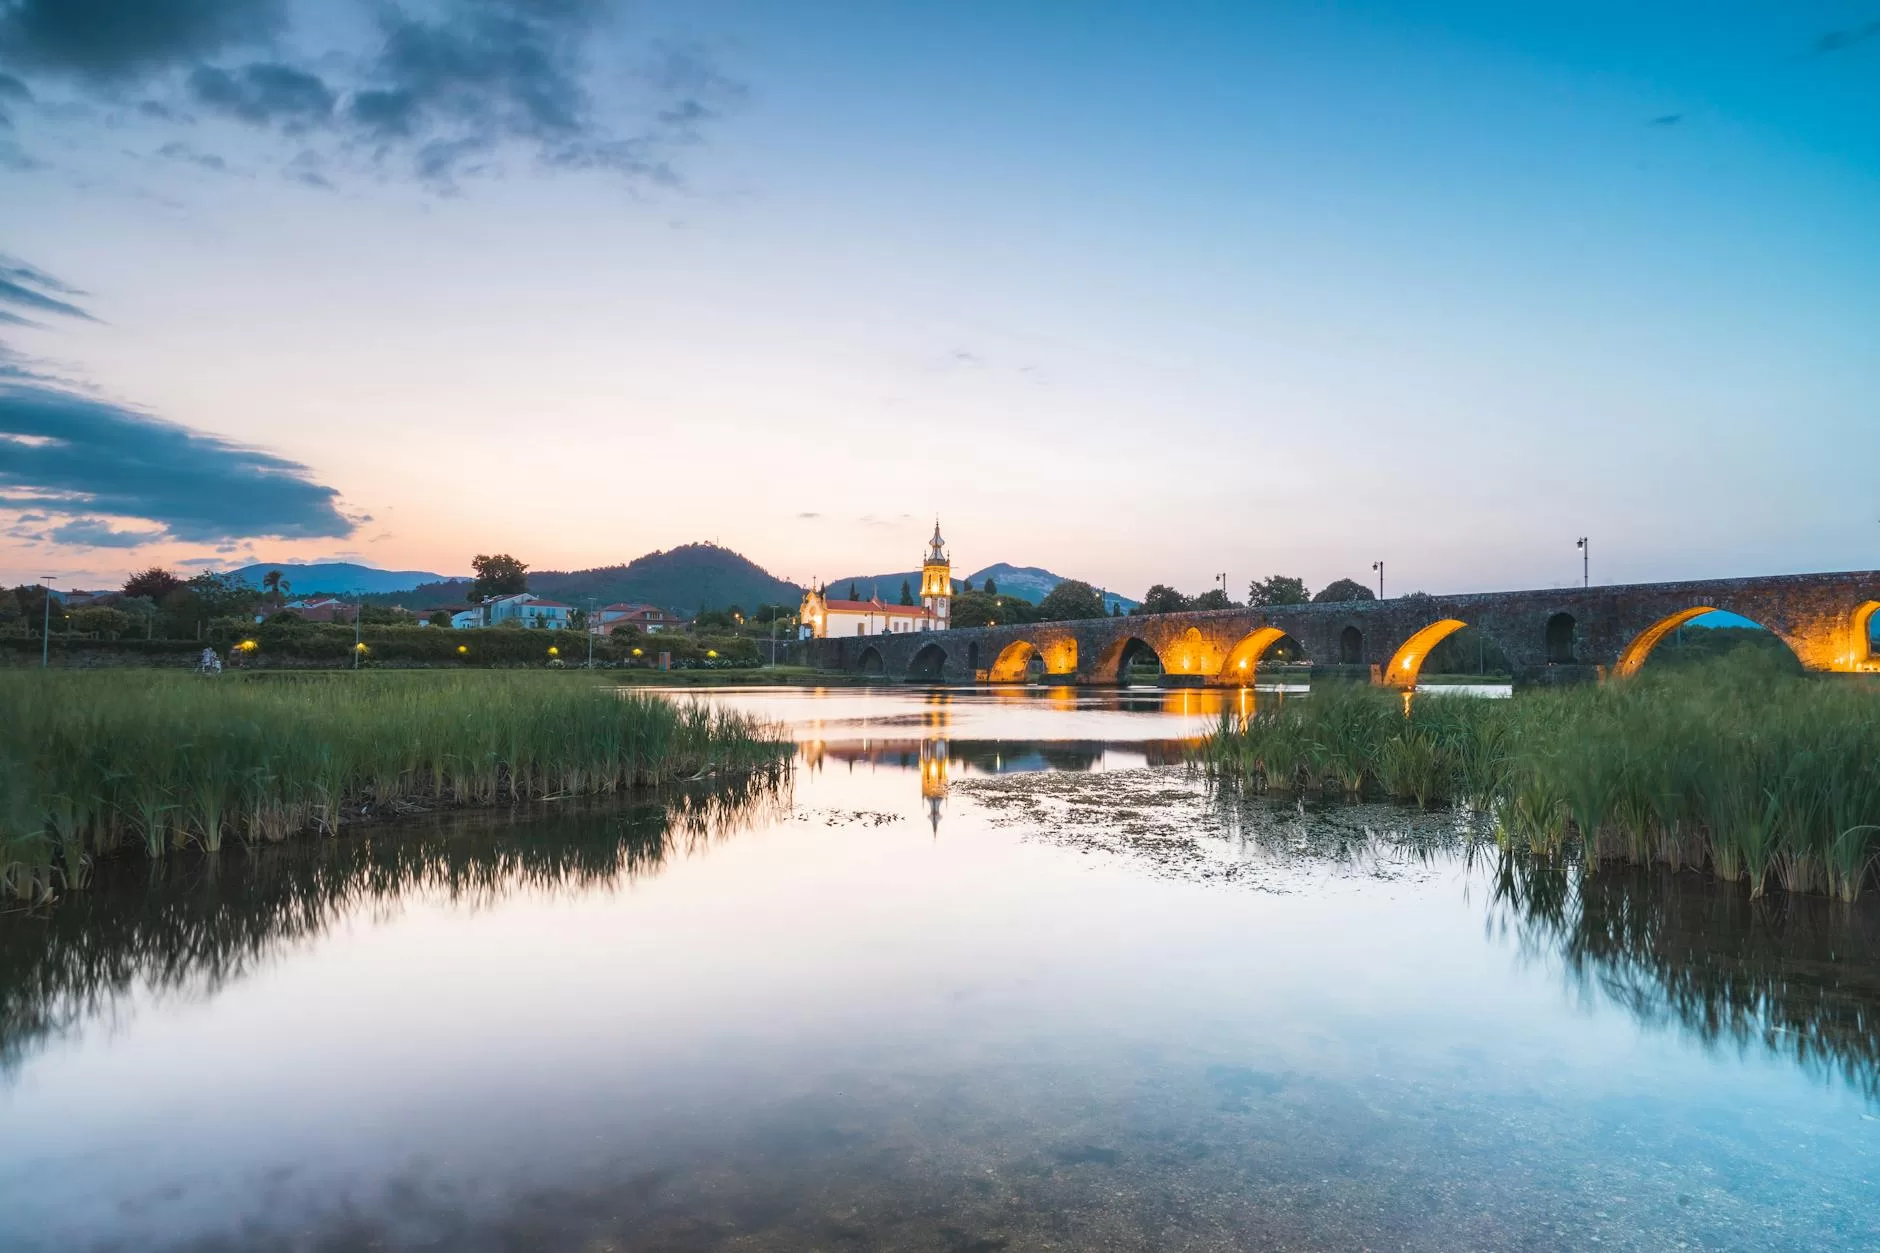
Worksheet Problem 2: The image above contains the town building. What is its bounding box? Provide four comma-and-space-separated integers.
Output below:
590, 603, 677, 635
450, 593, 574, 630
800, 520, 953, 638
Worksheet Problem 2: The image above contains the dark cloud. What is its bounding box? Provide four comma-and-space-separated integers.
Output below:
0, 381, 354, 542
188, 61, 335, 128
0, 0, 283, 82
0, 256, 96, 322
1816, 19, 1880, 53
47, 516, 155, 548
1, 1, 744, 191
0, 72, 28, 100
157, 139, 229, 171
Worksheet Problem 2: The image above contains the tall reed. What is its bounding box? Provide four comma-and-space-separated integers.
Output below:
0, 672, 790, 902
1196, 654, 1880, 899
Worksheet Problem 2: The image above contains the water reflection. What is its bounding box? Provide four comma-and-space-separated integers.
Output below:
0, 770, 789, 1076
1492, 852, 1880, 1101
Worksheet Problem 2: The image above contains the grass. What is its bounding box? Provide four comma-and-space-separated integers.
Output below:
0, 670, 790, 904
1195, 652, 1880, 899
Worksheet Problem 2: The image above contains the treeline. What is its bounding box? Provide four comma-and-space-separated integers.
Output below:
947, 573, 1383, 627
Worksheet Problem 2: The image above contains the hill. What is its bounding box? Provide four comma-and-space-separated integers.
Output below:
826, 563, 1136, 613
531, 544, 800, 613
229, 562, 460, 596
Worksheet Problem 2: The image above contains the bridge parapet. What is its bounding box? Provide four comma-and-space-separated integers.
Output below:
801, 571, 1880, 686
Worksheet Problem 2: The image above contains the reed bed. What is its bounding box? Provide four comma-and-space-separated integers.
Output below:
0, 671, 790, 903
1195, 653, 1880, 900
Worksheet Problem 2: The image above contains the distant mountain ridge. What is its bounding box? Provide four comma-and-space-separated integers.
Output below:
228, 562, 461, 596
238, 544, 800, 615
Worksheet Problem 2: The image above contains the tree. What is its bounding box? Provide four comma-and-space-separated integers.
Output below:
899, 579, 915, 606
261, 569, 290, 603
1190, 588, 1234, 611
959, 579, 973, 593
123, 566, 183, 600
470, 554, 529, 603
1110, 600, 1122, 617
569, 608, 589, 631
68, 606, 134, 640
1313, 578, 1376, 603
983, 576, 997, 596
1037, 579, 1107, 621
951, 591, 1038, 629
1248, 575, 1309, 607
1140, 584, 1190, 615
847, 582, 859, 600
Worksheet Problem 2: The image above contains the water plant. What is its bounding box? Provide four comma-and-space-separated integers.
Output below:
1198, 652, 1880, 898
0, 671, 789, 902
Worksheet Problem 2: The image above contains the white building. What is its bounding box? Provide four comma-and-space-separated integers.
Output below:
800, 521, 954, 638
450, 593, 575, 630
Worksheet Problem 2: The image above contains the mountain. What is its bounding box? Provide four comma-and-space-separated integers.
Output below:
529, 544, 800, 613
229, 562, 460, 596
823, 563, 1138, 612
967, 563, 1136, 612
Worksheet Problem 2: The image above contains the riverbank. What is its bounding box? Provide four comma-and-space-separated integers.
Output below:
0, 671, 792, 904
1196, 652, 1880, 898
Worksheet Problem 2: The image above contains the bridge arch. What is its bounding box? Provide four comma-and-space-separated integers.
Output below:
1165, 626, 1225, 680
1383, 619, 1468, 689
1339, 625, 1365, 666
1094, 635, 1163, 685
1613, 607, 1807, 677
1545, 612, 1577, 664
988, 640, 1039, 683
908, 642, 948, 681
1852, 601, 1879, 670
856, 645, 885, 676
1218, 626, 1299, 685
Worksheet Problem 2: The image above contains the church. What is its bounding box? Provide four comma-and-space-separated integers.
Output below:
800, 522, 953, 638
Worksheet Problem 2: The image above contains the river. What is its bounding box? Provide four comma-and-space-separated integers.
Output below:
3, 685, 1877, 1250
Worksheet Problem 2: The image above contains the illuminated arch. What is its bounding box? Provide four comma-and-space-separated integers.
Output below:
1613, 606, 1816, 677
1218, 626, 1293, 685
1853, 601, 1880, 671
1104, 636, 1162, 685
1383, 619, 1468, 688
988, 640, 1039, 682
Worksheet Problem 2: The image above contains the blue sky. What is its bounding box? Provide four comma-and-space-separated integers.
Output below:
1, 1, 1876, 598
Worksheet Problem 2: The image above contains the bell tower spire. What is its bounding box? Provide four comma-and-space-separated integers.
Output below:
920, 518, 951, 631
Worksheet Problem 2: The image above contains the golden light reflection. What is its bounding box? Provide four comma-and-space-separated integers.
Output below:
1217, 626, 1289, 687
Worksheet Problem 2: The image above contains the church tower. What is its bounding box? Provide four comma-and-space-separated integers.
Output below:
919, 520, 951, 631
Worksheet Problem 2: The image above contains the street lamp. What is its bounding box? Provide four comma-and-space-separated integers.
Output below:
351, 589, 364, 669
1576, 537, 1588, 588
1371, 560, 1384, 600
39, 575, 56, 668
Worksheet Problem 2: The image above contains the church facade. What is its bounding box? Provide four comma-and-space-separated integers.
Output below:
800, 521, 954, 639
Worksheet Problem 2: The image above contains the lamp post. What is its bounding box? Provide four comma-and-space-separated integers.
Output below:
1576, 537, 1588, 588
40, 576, 56, 668
1371, 560, 1384, 601
352, 590, 363, 670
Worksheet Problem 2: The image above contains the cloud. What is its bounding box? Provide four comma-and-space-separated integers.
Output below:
157, 139, 230, 171
0, 381, 354, 542
0, 1, 744, 192
47, 516, 156, 548
1649, 114, 1682, 126
188, 61, 335, 128
1816, 20, 1880, 53
796, 511, 822, 520
0, 0, 284, 82
0, 255, 96, 322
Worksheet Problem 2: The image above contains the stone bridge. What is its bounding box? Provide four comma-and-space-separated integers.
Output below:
801, 571, 1880, 687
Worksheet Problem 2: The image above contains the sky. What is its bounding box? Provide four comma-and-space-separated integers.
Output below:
1, 0, 1877, 599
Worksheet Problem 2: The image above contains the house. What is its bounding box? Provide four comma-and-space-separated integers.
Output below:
450, 593, 574, 630
271, 598, 356, 624
590, 603, 676, 635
